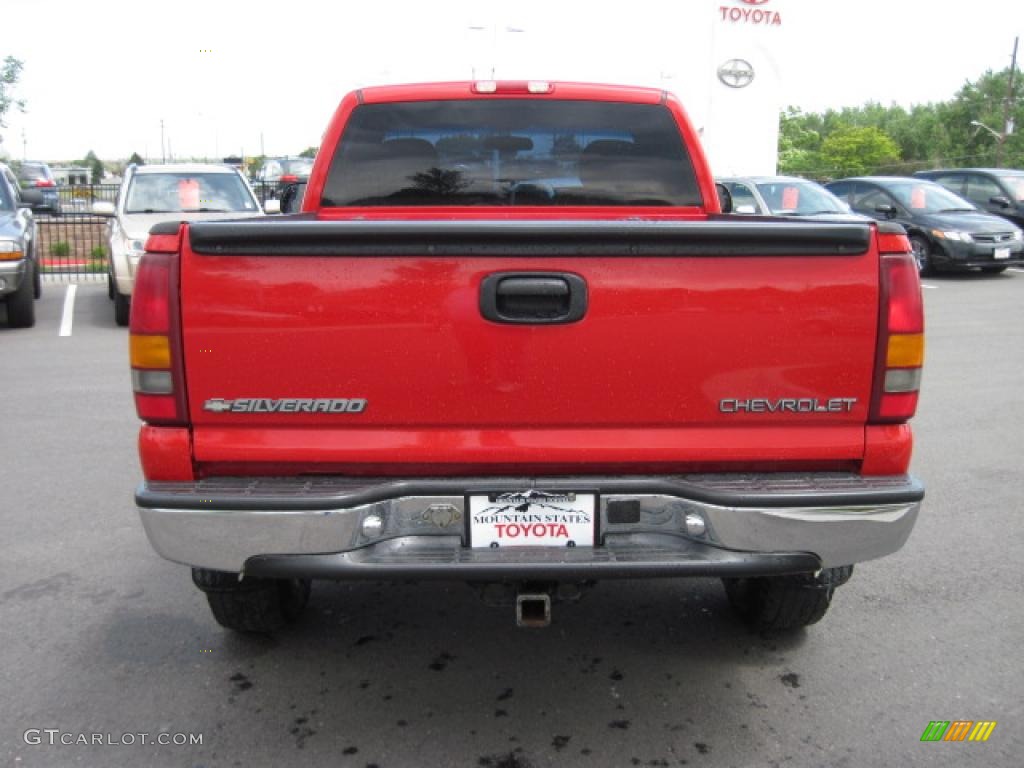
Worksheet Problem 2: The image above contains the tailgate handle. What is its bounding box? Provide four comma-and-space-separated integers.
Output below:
481, 272, 588, 324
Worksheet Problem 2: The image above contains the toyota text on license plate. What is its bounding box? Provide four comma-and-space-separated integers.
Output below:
469, 491, 596, 548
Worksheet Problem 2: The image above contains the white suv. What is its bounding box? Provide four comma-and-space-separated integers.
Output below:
94, 164, 277, 325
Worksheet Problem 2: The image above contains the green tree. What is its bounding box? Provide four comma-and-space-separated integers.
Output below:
128, 151, 144, 166
83, 150, 104, 184
777, 108, 825, 175
944, 69, 1024, 168
247, 155, 265, 177
778, 65, 1023, 176
818, 127, 900, 177
299, 146, 317, 158
1, 55, 25, 148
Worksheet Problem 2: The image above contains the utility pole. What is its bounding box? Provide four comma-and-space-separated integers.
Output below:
161, 119, 166, 163
997, 36, 1018, 168
21, 129, 26, 161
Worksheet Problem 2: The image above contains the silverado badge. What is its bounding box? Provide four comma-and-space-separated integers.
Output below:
203, 398, 367, 414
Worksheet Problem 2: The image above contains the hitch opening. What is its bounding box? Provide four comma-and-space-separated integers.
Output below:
516, 593, 552, 628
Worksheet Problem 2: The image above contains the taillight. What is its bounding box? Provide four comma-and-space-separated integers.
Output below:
280, 174, 298, 183
130, 227, 188, 426
34, 179, 56, 188
870, 232, 924, 423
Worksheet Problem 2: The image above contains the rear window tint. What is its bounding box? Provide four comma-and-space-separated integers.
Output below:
322, 100, 701, 207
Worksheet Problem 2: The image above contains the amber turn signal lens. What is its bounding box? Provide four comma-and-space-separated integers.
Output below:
130, 334, 171, 369
886, 333, 924, 368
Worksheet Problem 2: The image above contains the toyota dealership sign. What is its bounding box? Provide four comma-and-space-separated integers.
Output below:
720, 0, 783, 26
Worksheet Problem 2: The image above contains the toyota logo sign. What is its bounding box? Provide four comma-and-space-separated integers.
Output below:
718, 59, 755, 88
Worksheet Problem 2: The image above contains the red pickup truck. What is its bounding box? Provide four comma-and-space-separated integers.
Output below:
131, 81, 924, 633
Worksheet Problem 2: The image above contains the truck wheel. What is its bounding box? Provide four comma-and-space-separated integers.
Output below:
909, 236, 933, 276
107, 271, 114, 300
32, 252, 42, 299
722, 566, 853, 631
6, 262, 37, 328
114, 289, 130, 326
981, 266, 1007, 274
192, 568, 311, 633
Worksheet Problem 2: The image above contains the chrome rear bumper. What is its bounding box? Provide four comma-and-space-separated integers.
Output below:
136, 473, 922, 575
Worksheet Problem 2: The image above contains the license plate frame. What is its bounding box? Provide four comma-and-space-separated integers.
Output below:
467, 491, 597, 549
994, 246, 1010, 260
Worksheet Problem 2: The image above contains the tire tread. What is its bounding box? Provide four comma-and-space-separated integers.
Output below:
192, 569, 310, 633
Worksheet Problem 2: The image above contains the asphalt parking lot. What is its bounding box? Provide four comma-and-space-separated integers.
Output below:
2, 272, 1023, 768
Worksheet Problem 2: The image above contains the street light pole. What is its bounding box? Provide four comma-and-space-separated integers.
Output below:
971, 118, 1010, 167
998, 36, 1019, 168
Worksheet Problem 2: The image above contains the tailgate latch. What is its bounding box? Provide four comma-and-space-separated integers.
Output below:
480, 272, 588, 324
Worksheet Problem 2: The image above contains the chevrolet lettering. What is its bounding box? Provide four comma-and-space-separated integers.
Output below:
719, 398, 858, 414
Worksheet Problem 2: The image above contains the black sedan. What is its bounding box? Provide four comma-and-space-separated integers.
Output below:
826, 176, 1024, 274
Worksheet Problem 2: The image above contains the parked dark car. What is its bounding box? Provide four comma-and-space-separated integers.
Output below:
0, 163, 41, 327
826, 176, 1024, 274
913, 168, 1024, 228
13, 161, 61, 215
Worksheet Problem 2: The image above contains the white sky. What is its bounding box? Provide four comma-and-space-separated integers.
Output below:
2, 0, 1022, 163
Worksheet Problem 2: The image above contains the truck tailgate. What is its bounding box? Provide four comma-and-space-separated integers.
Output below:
179, 219, 878, 474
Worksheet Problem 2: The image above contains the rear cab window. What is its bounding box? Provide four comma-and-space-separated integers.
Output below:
321, 100, 701, 207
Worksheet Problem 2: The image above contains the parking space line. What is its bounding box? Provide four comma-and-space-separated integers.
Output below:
921, 284, 938, 290
59, 285, 78, 337
1008, 268, 1024, 274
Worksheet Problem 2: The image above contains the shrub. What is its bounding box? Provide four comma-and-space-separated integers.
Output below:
50, 241, 71, 257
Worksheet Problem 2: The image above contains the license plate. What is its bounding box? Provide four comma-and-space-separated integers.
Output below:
469, 491, 596, 548
994, 247, 1010, 260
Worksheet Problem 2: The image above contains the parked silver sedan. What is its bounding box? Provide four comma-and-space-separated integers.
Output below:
718, 175, 854, 218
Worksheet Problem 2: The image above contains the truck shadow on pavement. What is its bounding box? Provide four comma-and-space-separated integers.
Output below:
99, 577, 820, 766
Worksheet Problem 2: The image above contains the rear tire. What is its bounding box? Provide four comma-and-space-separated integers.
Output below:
192, 568, 311, 633
723, 566, 853, 631
6, 261, 36, 328
114, 288, 130, 326
981, 265, 1007, 274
